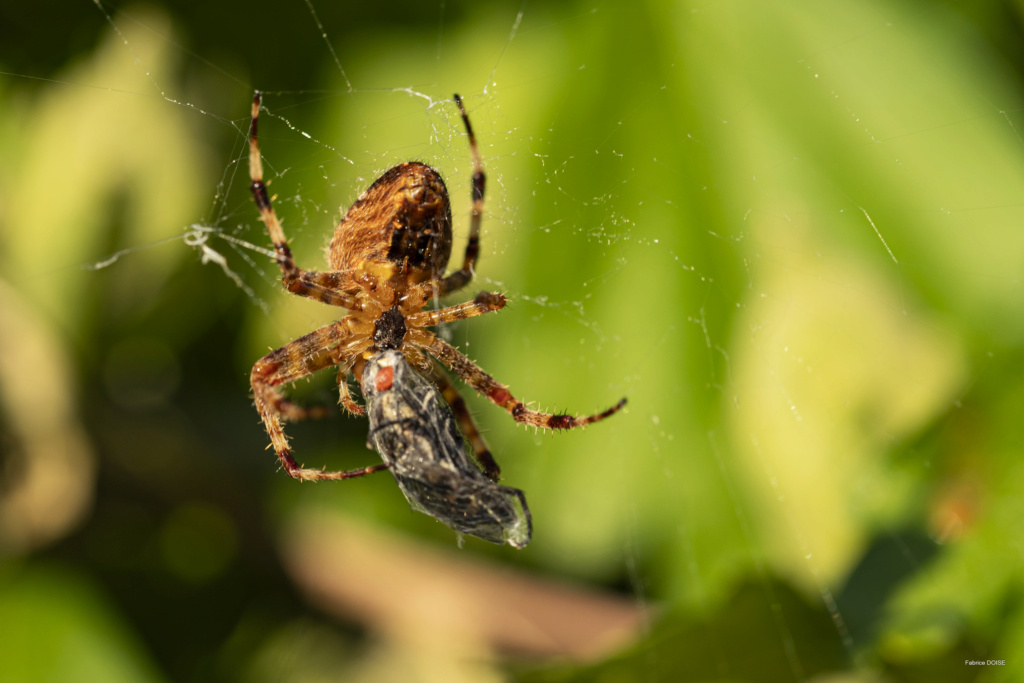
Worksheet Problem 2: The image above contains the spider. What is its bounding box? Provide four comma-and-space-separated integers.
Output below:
248, 91, 626, 485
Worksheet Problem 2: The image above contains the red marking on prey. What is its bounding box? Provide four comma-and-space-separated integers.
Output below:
375, 366, 394, 392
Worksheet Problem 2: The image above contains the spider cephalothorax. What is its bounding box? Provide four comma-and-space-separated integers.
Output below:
248, 91, 625, 489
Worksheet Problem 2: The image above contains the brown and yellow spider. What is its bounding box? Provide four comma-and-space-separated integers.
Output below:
248, 91, 625, 483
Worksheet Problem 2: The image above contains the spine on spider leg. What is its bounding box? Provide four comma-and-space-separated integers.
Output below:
473, 291, 504, 309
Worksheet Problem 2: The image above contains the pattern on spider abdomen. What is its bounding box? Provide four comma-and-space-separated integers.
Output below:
328, 162, 454, 291
361, 349, 531, 548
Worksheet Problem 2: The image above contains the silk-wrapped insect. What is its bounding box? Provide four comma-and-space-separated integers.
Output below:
360, 349, 532, 548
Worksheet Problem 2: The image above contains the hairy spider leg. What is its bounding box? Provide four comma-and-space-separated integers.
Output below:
248, 91, 365, 310
437, 94, 486, 297
336, 360, 366, 416
419, 334, 628, 430
251, 319, 385, 481
429, 367, 502, 482
405, 291, 506, 328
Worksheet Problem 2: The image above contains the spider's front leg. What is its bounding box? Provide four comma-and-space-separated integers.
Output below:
419, 334, 627, 430
251, 318, 384, 481
437, 94, 486, 298
248, 91, 363, 310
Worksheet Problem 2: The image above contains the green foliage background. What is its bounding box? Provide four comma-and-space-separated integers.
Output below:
2, 0, 1024, 681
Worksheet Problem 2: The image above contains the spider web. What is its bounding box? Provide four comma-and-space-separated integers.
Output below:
3, 0, 1023, 681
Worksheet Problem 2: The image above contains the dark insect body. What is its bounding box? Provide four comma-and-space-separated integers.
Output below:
247, 91, 625, 546
362, 350, 531, 548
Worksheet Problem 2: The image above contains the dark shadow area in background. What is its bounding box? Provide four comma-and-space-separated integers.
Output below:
837, 529, 940, 649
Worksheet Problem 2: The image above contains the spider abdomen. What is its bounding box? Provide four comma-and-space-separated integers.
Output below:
328, 162, 453, 291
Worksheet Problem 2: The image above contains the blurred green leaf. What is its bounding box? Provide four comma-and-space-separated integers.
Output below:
0, 564, 165, 683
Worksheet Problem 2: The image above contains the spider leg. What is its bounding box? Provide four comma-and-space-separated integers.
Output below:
336, 361, 366, 416
429, 367, 502, 482
437, 94, 485, 297
406, 291, 505, 328
249, 91, 365, 310
419, 334, 627, 430
251, 318, 385, 481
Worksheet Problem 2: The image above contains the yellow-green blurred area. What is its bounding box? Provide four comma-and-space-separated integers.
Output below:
3, 0, 1024, 680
